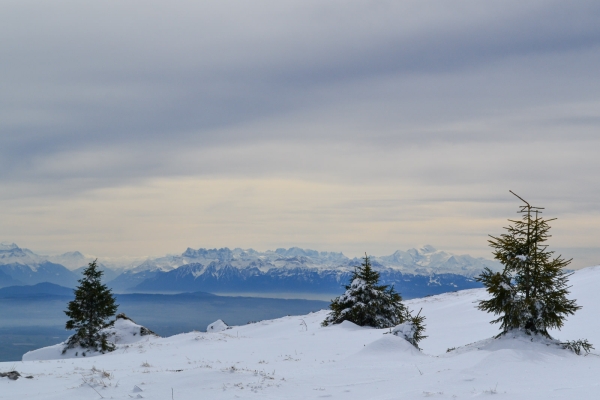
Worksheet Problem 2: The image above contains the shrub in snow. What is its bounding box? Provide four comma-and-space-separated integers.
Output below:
561, 339, 594, 355
391, 309, 427, 350
322, 254, 425, 334
63, 259, 118, 354
476, 192, 590, 350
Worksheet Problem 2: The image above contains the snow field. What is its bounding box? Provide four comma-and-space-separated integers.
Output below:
2, 266, 600, 399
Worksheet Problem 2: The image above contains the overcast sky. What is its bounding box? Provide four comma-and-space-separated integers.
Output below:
1, 0, 600, 267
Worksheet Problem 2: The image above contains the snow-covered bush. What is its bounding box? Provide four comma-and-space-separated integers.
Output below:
391, 309, 427, 350
322, 254, 425, 334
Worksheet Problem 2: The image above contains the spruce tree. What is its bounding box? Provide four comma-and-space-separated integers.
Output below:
322, 254, 411, 329
391, 308, 427, 350
64, 259, 118, 353
476, 192, 580, 338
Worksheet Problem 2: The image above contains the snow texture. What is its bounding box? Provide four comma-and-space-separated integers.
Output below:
3, 265, 600, 399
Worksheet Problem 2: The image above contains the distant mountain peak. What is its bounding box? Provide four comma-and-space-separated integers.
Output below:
0, 243, 39, 264
60, 251, 85, 258
0, 242, 19, 251
419, 245, 437, 253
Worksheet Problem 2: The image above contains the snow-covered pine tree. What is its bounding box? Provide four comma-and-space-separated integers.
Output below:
391, 308, 427, 350
64, 259, 118, 354
322, 254, 410, 329
476, 191, 581, 339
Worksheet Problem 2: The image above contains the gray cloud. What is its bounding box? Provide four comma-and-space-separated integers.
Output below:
1, 1, 600, 264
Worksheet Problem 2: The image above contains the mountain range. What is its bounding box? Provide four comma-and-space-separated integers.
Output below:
0, 242, 501, 298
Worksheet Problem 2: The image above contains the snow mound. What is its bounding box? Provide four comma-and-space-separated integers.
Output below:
481, 332, 559, 351
22, 344, 65, 362
23, 314, 159, 361
445, 330, 575, 360
103, 314, 159, 345
357, 335, 423, 357
336, 320, 369, 331
207, 319, 230, 333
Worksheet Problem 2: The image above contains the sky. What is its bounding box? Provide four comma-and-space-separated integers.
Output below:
1, 1, 600, 268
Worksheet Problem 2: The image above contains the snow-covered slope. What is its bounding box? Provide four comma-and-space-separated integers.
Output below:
23, 314, 159, 362
2, 266, 599, 399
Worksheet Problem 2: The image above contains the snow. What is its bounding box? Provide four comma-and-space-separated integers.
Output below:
3, 266, 600, 399
22, 316, 159, 362
391, 322, 416, 340
207, 319, 230, 333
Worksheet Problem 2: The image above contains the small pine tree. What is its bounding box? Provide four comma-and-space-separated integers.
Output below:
322, 254, 409, 329
476, 192, 580, 338
64, 259, 118, 353
391, 308, 427, 350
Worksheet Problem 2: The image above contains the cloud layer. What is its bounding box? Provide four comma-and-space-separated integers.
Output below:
1, 1, 600, 266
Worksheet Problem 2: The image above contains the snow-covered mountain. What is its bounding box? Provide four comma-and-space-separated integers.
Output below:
0, 243, 500, 296
129, 260, 484, 298
72, 263, 121, 282
0, 243, 80, 287
45, 251, 90, 270
0, 243, 122, 288
127, 245, 498, 277
0, 242, 130, 272
0, 242, 46, 266
376, 244, 500, 276
7, 265, 600, 399
0, 262, 79, 287
116, 245, 499, 297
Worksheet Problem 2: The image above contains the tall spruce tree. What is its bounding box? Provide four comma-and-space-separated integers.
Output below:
322, 254, 413, 329
64, 259, 118, 353
476, 192, 580, 338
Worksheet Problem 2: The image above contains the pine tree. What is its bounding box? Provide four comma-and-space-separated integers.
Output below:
476, 192, 580, 338
391, 308, 427, 350
64, 259, 118, 353
322, 254, 409, 329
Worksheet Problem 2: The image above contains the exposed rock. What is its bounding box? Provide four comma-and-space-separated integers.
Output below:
0, 371, 21, 380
